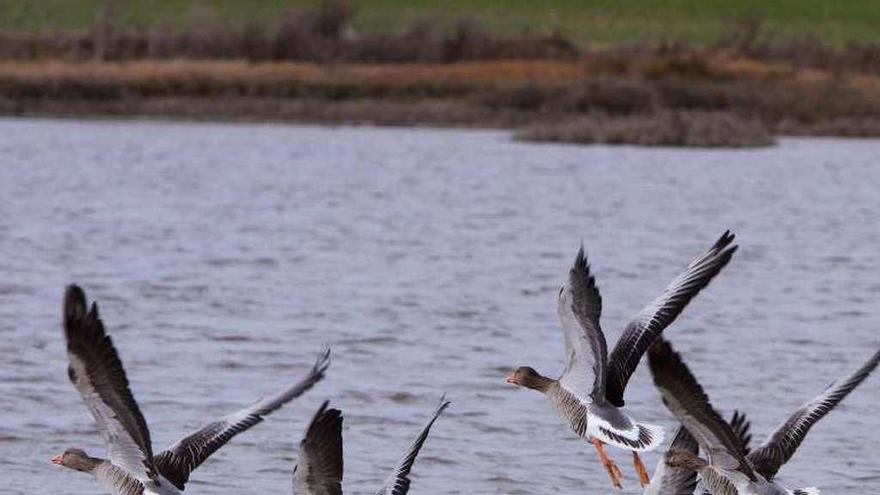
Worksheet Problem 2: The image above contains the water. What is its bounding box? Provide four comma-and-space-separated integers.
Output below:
1, 118, 878, 494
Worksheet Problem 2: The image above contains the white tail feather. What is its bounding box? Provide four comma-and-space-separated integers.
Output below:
789, 488, 821, 495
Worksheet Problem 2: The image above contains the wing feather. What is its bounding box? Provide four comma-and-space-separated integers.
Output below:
376, 396, 450, 495
63, 285, 157, 483
748, 347, 880, 479
557, 246, 607, 402
293, 401, 343, 495
647, 338, 756, 482
154, 348, 331, 489
729, 410, 752, 456
606, 231, 737, 406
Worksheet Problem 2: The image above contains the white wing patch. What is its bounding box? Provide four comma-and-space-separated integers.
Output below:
585, 411, 664, 452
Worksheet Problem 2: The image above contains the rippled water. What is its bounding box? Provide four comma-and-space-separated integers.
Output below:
1, 118, 879, 494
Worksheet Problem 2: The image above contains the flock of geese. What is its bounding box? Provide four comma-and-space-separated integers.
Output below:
51, 231, 878, 494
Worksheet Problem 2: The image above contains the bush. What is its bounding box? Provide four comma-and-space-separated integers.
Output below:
516, 111, 775, 147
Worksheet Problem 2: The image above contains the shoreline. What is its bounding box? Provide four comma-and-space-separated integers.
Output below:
3, 58, 880, 147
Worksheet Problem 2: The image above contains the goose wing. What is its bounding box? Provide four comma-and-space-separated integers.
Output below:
376, 396, 450, 495
728, 410, 752, 455
63, 285, 158, 483
557, 246, 608, 403
606, 231, 737, 407
292, 401, 343, 495
748, 347, 880, 479
648, 338, 756, 483
645, 426, 699, 495
154, 348, 331, 490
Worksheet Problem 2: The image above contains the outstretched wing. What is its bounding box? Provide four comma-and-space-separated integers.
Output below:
154, 348, 331, 489
293, 401, 343, 495
648, 338, 756, 483
376, 396, 451, 495
748, 347, 880, 479
644, 426, 699, 495
606, 231, 737, 407
63, 285, 157, 483
557, 246, 608, 403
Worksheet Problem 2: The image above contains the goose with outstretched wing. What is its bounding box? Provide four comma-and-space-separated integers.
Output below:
507, 231, 736, 488
643, 426, 700, 495
696, 345, 880, 495
648, 337, 822, 495
292, 397, 450, 495
645, 412, 753, 495
52, 285, 330, 495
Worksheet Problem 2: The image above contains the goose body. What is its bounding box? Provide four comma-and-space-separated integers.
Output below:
53, 285, 330, 495
695, 345, 880, 495
644, 413, 752, 495
508, 231, 737, 488
643, 426, 699, 495
647, 338, 824, 495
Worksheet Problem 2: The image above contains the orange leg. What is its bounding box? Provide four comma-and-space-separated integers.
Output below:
591, 438, 623, 489
633, 451, 650, 487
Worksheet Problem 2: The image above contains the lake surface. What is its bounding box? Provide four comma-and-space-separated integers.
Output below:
1, 118, 878, 494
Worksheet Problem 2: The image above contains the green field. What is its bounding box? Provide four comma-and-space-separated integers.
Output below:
3, 0, 880, 45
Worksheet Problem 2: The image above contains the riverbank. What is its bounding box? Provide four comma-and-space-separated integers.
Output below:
4, 53, 880, 147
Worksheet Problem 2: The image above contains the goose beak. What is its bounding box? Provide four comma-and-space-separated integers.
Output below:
506, 373, 517, 384
51, 453, 64, 465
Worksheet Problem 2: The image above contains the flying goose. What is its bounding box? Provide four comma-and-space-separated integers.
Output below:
643, 426, 700, 495
292, 397, 450, 495
644, 410, 753, 495
52, 285, 331, 495
648, 337, 829, 495
680, 348, 879, 495
507, 231, 737, 488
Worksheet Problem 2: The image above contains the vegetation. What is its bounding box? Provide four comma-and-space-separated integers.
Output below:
2, 0, 880, 45
3, 53, 880, 146
516, 112, 775, 148
2, 1, 880, 146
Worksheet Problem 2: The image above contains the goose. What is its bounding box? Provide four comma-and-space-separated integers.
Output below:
292, 396, 450, 495
507, 231, 737, 488
51, 285, 331, 495
643, 426, 699, 495
647, 337, 841, 495
644, 415, 751, 495
651, 339, 879, 495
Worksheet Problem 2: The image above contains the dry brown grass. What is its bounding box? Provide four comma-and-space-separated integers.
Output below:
4, 56, 880, 146
516, 111, 775, 147
0, 59, 589, 100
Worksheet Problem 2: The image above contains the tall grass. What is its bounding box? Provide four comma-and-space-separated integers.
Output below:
0, 1, 578, 63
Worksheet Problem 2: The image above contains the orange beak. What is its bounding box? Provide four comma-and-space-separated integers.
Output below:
51, 453, 64, 465
506, 372, 517, 384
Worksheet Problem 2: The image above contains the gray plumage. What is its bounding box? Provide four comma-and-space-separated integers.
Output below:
155, 347, 331, 490
605, 231, 737, 407
377, 396, 451, 495
527, 232, 736, 453
648, 338, 820, 495
62, 285, 167, 492
292, 398, 450, 495
699, 347, 879, 495
57, 284, 329, 495
748, 347, 880, 479
293, 401, 343, 495
644, 426, 699, 495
